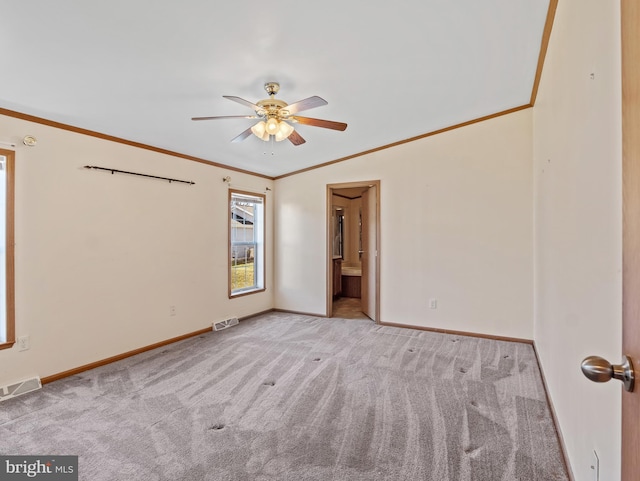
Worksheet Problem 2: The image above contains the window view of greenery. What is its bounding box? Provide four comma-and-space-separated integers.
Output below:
231, 256, 254, 290
0, 156, 5, 342
0, 151, 11, 349
230, 192, 264, 294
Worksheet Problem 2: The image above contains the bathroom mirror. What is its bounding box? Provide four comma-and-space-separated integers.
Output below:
332, 206, 344, 258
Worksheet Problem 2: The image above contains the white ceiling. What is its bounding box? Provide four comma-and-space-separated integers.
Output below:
0, 0, 550, 178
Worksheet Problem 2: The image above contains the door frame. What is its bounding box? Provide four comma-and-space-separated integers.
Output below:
621, 1, 638, 478
326, 180, 381, 322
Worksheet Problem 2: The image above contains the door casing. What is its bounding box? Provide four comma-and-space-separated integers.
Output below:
326, 181, 380, 321
621, 1, 639, 478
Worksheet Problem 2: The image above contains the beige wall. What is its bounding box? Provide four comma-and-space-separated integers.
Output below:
533, 0, 622, 479
0, 114, 274, 386
275, 109, 534, 339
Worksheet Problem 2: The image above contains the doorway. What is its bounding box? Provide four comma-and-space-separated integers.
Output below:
326, 181, 380, 322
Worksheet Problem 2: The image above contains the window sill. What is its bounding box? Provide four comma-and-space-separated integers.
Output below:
0, 340, 16, 351
229, 287, 266, 299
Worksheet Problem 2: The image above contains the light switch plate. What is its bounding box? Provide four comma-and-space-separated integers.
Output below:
17, 335, 30, 351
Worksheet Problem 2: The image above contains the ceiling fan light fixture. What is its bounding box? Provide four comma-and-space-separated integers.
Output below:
266, 117, 279, 135
275, 121, 294, 142
251, 121, 268, 141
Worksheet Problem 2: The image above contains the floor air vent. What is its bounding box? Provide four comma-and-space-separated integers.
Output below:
0, 376, 42, 402
213, 317, 239, 331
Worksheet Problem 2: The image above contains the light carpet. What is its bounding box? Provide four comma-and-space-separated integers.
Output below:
0, 312, 569, 480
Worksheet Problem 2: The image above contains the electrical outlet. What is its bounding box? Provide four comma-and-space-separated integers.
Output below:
590, 450, 599, 481
169, 305, 176, 317
17, 335, 30, 351
429, 299, 438, 309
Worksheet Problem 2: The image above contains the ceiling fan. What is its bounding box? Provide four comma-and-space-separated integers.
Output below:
191, 82, 347, 146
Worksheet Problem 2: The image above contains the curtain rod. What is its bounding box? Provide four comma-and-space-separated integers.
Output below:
84, 165, 195, 185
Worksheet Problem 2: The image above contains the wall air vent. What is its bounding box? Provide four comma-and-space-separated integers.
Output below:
213, 317, 239, 331
0, 376, 42, 402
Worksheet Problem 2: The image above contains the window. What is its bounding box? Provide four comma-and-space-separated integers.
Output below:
0, 149, 15, 350
229, 190, 265, 297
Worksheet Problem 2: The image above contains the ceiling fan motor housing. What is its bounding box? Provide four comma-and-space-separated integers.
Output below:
256, 99, 290, 119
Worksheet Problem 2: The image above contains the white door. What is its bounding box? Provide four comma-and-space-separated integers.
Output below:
361, 185, 377, 321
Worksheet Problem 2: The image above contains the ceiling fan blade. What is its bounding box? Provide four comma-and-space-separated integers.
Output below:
223, 95, 262, 111
292, 116, 348, 131
287, 130, 306, 146
191, 115, 257, 121
283, 96, 328, 115
231, 127, 254, 143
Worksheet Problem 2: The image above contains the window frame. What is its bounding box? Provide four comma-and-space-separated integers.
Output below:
0, 149, 15, 350
228, 189, 266, 298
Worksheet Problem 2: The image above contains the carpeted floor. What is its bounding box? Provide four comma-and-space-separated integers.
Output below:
0, 312, 569, 480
